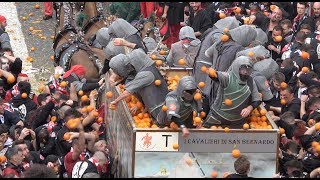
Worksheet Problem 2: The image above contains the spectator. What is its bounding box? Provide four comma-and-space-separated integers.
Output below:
261, 7, 284, 36
5, 81, 37, 122
268, 72, 286, 110
45, 155, 60, 177
140, 2, 155, 19
0, 97, 23, 128
23, 163, 57, 178
266, 25, 287, 61
88, 151, 109, 177
0, 15, 12, 51
0, 124, 9, 150
280, 19, 294, 43
43, 2, 53, 20
187, 2, 212, 38
156, 2, 187, 49
292, 2, 315, 35
30, 93, 55, 130
3, 146, 24, 177
226, 155, 252, 178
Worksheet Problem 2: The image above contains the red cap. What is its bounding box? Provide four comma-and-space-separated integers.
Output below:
63, 65, 86, 78
0, 16, 6, 23
18, 73, 28, 78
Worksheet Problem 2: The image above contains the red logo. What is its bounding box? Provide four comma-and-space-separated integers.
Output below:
139, 133, 156, 150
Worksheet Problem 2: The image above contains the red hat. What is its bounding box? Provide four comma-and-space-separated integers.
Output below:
63, 65, 86, 78
0, 16, 6, 23
18, 73, 28, 78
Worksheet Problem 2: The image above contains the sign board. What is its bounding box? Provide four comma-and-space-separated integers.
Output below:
135, 132, 179, 151
178, 132, 278, 153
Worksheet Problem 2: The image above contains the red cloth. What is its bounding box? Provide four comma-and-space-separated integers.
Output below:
64, 151, 81, 178
63, 65, 86, 78
162, 23, 181, 49
2, 167, 21, 177
140, 2, 155, 18
18, 73, 28, 78
44, 2, 53, 16
0, 16, 6, 23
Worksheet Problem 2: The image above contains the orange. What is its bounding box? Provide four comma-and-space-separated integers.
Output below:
211, 171, 218, 178
29, 27, 34, 31
315, 123, 320, 131
223, 172, 230, 178
220, 34, 229, 42
155, 60, 163, 66
60, 81, 67, 87
224, 98, 232, 106
38, 84, 45, 92
232, 149, 241, 158
194, 117, 202, 123
200, 111, 206, 118
208, 68, 217, 78
50, 35, 55, 39
198, 82, 205, 88
248, 51, 254, 58
154, 80, 161, 86
243, 123, 249, 130
279, 128, 285, 134
316, 144, 320, 153
137, 113, 144, 119
81, 107, 88, 113
78, 90, 84, 96
170, 122, 179, 130
51, 116, 57, 122
172, 143, 179, 150
210, 126, 217, 129
159, 50, 167, 55
92, 111, 99, 117
312, 141, 319, 147
0, 155, 7, 164
35, 4, 40, 9
137, 101, 143, 109
194, 92, 202, 101
151, 124, 159, 128
308, 119, 315, 126
185, 158, 193, 166
178, 59, 186, 65
63, 133, 71, 141
302, 67, 310, 73
219, 13, 226, 19
301, 51, 310, 60
260, 109, 267, 116
223, 28, 229, 33
97, 117, 103, 123
261, 116, 267, 122
7, 75, 15, 84
50, 55, 54, 61
274, 35, 282, 42
109, 104, 117, 110
22, 16, 27, 20
270, 5, 277, 11
21, 93, 28, 99
162, 105, 168, 111
30, 47, 36, 51
280, 99, 286, 105
224, 127, 230, 133
28, 13, 34, 17
105, 91, 113, 98
86, 105, 94, 112
235, 7, 241, 14
151, 54, 157, 60
201, 66, 207, 73
81, 95, 89, 102
280, 82, 287, 90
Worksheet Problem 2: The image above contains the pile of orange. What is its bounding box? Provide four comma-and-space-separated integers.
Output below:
246, 108, 273, 129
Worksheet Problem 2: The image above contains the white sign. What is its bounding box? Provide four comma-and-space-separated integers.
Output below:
135, 132, 179, 152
